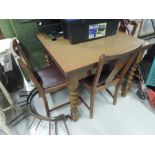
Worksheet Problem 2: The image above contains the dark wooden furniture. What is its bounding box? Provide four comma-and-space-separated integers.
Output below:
17, 56, 69, 115
118, 20, 152, 97
37, 32, 144, 121
12, 39, 33, 82
119, 20, 138, 36
12, 39, 32, 69
80, 46, 142, 118
12, 40, 70, 134
18, 58, 70, 133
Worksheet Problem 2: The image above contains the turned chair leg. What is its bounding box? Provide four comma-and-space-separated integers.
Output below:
42, 95, 50, 117
90, 93, 95, 119
113, 83, 120, 105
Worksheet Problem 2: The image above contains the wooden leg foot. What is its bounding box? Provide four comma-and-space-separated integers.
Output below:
71, 109, 79, 122
68, 76, 79, 122
121, 66, 136, 97
70, 89, 79, 122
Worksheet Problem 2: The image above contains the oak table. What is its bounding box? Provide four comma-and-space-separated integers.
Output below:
37, 32, 144, 122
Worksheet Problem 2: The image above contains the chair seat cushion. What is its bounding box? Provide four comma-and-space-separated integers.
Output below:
81, 69, 111, 87
81, 68, 120, 88
37, 63, 66, 89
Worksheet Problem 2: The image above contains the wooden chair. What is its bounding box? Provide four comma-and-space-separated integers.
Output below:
11, 39, 33, 82
11, 40, 71, 134
17, 57, 71, 134
12, 39, 70, 115
119, 19, 138, 36
17, 57, 69, 116
80, 46, 142, 118
12, 39, 31, 67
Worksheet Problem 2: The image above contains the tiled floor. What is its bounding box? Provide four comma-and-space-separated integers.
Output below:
1, 80, 155, 135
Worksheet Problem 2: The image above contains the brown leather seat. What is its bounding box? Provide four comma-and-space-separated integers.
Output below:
81, 62, 120, 88
14, 39, 70, 134
82, 69, 112, 87
37, 63, 66, 89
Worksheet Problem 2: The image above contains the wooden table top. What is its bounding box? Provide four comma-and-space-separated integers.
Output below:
37, 32, 144, 75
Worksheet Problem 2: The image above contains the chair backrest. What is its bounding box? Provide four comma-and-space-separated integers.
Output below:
12, 39, 32, 70
91, 45, 142, 91
17, 57, 44, 94
119, 20, 138, 36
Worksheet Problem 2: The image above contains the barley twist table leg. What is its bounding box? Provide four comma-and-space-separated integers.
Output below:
68, 75, 79, 122
70, 89, 79, 121
122, 64, 137, 97
122, 50, 144, 97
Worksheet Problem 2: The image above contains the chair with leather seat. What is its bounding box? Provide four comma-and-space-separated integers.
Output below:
12, 40, 70, 134
17, 57, 70, 134
12, 39, 69, 109
80, 46, 142, 118
12, 39, 67, 98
